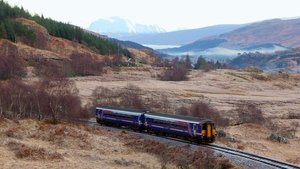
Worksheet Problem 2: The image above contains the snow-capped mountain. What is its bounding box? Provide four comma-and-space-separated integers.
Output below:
88, 16, 165, 38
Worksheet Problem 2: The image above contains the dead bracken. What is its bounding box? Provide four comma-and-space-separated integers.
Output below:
7, 140, 63, 160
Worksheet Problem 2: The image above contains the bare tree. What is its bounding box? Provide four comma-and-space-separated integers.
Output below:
39, 77, 80, 122
69, 52, 104, 76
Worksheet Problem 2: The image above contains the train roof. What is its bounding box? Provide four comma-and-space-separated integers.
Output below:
145, 111, 213, 123
96, 106, 213, 123
96, 106, 145, 113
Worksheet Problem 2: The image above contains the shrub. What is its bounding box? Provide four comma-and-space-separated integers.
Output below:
0, 78, 87, 122
118, 84, 145, 109
250, 72, 269, 81
244, 66, 263, 73
236, 102, 265, 125
176, 106, 189, 116
160, 65, 189, 81
189, 102, 229, 127
0, 79, 35, 118
285, 113, 300, 119
114, 158, 135, 166
159, 57, 190, 81
69, 52, 104, 76
153, 58, 173, 67
91, 85, 146, 110
0, 54, 26, 80
0, 41, 26, 80
269, 133, 288, 144
32, 58, 66, 78
40, 77, 83, 122
272, 122, 299, 139
176, 102, 229, 127
91, 84, 170, 112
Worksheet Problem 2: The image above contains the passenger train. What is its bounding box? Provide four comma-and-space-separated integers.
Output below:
96, 107, 216, 143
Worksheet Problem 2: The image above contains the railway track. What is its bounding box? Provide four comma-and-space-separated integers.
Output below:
150, 135, 299, 169
83, 119, 300, 169
204, 144, 299, 169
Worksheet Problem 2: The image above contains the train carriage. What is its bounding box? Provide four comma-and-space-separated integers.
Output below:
96, 107, 144, 130
144, 112, 216, 143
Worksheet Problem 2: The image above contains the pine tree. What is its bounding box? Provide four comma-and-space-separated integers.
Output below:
194, 56, 207, 69
75, 27, 83, 43
4, 20, 16, 42
0, 22, 6, 38
184, 55, 192, 69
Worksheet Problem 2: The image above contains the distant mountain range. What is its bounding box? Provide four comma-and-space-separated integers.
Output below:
117, 24, 244, 45
159, 18, 300, 61
88, 16, 165, 38
87, 16, 300, 72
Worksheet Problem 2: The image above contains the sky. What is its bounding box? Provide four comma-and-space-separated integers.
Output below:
5, 0, 300, 31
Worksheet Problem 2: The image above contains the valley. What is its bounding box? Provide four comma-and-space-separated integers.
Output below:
74, 67, 300, 164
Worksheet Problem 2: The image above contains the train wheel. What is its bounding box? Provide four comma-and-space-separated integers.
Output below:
96, 118, 102, 125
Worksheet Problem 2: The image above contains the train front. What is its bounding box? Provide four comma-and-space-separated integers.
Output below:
201, 121, 216, 143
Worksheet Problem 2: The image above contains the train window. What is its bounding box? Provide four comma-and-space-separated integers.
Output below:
151, 119, 187, 130
104, 113, 135, 121
170, 123, 187, 130
152, 119, 168, 126
202, 124, 207, 130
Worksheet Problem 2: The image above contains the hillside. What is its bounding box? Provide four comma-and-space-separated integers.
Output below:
230, 48, 300, 72
164, 18, 300, 51
117, 24, 244, 46
160, 18, 300, 67
220, 18, 300, 48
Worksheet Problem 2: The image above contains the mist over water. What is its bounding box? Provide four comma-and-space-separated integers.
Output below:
143, 44, 181, 50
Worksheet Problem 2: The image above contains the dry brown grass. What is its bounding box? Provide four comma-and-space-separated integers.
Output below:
121, 132, 236, 169
7, 140, 63, 160
0, 118, 163, 169
5, 127, 23, 140
244, 66, 263, 73
273, 82, 294, 89
225, 71, 250, 81
30, 123, 93, 150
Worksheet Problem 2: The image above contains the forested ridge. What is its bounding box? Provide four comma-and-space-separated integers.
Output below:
0, 0, 130, 56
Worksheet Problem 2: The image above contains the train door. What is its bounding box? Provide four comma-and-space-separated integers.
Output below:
192, 123, 198, 137
96, 109, 103, 124
202, 122, 215, 142
207, 123, 212, 138
98, 109, 103, 119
